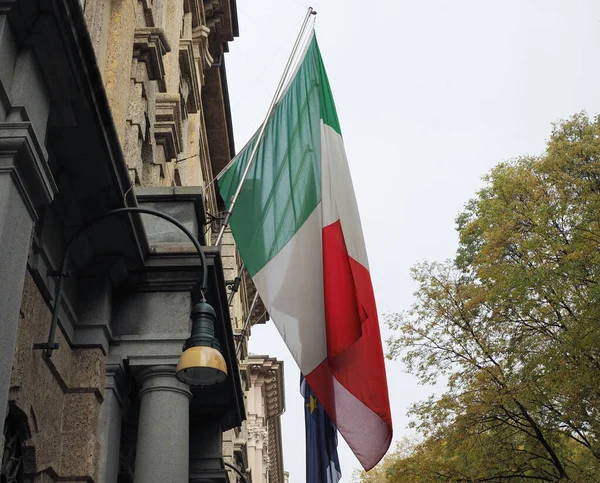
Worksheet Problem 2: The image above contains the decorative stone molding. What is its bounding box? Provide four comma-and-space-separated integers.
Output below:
154, 93, 183, 162
0, 122, 56, 219
185, 0, 203, 28
267, 418, 284, 483
138, 365, 192, 399
106, 357, 129, 407
248, 357, 285, 419
248, 427, 267, 447
133, 27, 171, 93
262, 449, 270, 471
203, 0, 220, 16
179, 39, 201, 114
192, 25, 213, 85
204, 0, 223, 27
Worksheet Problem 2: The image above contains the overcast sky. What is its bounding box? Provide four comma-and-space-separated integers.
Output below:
225, 1, 600, 481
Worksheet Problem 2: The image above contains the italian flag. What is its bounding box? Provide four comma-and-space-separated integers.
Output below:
219, 33, 392, 470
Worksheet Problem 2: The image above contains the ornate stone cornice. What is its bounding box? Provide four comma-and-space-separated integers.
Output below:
268, 418, 284, 483
133, 27, 171, 92
248, 356, 285, 419
203, 0, 236, 58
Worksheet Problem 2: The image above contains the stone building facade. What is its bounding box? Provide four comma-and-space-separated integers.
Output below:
244, 356, 286, 483
0, 0, 285, 482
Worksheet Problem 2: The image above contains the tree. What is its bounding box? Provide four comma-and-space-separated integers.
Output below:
364, 113, 600, 482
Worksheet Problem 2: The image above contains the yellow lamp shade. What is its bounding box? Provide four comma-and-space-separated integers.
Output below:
176, 345, 227, 386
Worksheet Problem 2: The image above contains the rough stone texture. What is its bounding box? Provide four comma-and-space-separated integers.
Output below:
10, 272, 63, 473
33, 471, 57, 483
85, 0, 224, 191
162, 0, 185, 95
111, 291, 192, 337
82, 0, 111, 73
102, 0, 137, 145
70, 349, 105, 397
62, 393, 99, 433
9, 272, 105, 481
59, 432, 100, 479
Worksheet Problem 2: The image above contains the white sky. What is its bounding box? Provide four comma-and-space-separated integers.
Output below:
226, 1, 600, 481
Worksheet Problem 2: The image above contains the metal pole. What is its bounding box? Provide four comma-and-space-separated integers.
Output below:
235, 291, 260, 357
34, 207, 210, 357
214, 7, 317, 247
227, 262, 245, 305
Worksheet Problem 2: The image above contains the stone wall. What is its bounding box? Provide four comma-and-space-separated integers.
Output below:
9, 272, 105, 482
84, 0, 217, 190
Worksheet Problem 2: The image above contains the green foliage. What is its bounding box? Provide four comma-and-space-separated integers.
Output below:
363, 113, 600, 482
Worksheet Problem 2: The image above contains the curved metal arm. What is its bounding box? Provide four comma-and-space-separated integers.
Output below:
34, 207, 209, 357
223, 462, 249, 483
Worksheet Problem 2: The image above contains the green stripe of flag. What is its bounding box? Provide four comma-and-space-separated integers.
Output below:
219, 34, 340, 276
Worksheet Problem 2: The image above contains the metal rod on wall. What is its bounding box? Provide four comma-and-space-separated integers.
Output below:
33, 207, 209, 357
227, 262, 245, 305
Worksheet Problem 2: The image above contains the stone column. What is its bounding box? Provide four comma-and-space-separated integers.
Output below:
97, 358, 128, 483
134, 366, 192, 483
0, 173, 33, 404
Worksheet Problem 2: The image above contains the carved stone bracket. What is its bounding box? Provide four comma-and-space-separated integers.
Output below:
192, 25, 213, 86
154, 93, 183, 162
204, 0, 222, 21
262, 450, 270, 471
133, 28, 171, 93
179, 39, 201, 114
184, 0, 203, 28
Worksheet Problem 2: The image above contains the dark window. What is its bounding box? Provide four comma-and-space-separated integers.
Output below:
1, 414, 24, 483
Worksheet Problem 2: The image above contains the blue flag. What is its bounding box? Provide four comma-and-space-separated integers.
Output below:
301, 375, 342, 483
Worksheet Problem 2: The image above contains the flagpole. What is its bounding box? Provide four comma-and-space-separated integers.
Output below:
214, 7, 317, 247
227, 262, 245, 305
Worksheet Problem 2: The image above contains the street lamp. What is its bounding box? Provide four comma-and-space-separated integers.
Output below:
33, 206, 227, 386
177, 301, 227, 385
